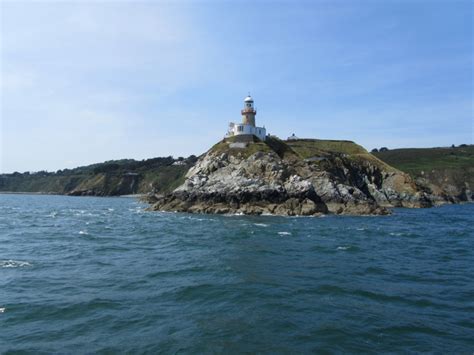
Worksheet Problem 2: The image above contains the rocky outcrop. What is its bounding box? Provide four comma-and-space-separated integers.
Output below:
148, 138, 436, 216
414, 172, 473, 204
373, 146, 474, 204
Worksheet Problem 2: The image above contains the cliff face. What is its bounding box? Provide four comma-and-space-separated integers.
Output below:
149, 137, 434, 216
374, 146, 474, 204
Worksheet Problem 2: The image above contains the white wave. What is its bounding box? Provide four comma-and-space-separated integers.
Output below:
254, 223, 269, 227
107, 208, 115, 212
48, 211, 58, 218
0, 260, 32, 268
390, 232, 403, 236
278, 231, 292, 236
222, 212, 245, 217
337, 246, 350, 250
79, 230, 89, 235
0, 308, 5, 313
356, 228, 366, 231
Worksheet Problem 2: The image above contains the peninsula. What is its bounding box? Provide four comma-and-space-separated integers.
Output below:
147, 96, 471, 216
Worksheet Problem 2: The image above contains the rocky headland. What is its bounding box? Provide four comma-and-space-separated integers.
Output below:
147, 137, 441, 216
374, 145, 474, 204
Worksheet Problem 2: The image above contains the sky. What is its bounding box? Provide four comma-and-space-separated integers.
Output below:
1, 0, 472, 173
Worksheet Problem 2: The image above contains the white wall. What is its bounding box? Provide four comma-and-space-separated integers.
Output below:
230, 124, 266, 141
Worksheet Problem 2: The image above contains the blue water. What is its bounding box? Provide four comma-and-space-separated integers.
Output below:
0, 194, 473, 353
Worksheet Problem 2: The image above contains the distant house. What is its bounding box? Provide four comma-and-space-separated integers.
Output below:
172, 161, 186, 166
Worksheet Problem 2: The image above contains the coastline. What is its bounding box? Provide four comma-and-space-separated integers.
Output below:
0, 191, 59, 195
0, 192, 144, 199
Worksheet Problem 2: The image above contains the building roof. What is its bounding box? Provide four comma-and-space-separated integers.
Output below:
244, 95, 253, 102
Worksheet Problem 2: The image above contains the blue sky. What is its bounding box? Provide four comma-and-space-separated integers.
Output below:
1, 0, 472, 173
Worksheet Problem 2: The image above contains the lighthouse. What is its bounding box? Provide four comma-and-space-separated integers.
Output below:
226, 95, 267, 141
242, 95, 256, 126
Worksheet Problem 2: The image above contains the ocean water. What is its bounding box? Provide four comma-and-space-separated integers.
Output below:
0, 194, 473, 353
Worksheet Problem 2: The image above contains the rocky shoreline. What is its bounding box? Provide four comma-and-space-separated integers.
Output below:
147, 138, 444, 216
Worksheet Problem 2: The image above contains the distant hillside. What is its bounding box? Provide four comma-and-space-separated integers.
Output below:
0, 156, 197, 196
374, 145, 473, 201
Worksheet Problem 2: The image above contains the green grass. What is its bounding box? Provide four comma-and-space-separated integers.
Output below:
374, 146, 474, 176
285, 139, 367, 158
210, 137, 273, 159
286, 139, 397, 171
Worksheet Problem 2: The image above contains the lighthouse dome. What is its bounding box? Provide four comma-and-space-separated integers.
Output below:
244, 95, 253, 102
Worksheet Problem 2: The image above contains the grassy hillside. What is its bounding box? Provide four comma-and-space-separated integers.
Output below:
285, 138, 397, 172
285, 139, 367, 156
374, 145, 474, 198
373, 146, 474, 175
0, 156, 197, 196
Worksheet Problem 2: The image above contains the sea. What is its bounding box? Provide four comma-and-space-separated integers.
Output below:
0, 194, 473, 353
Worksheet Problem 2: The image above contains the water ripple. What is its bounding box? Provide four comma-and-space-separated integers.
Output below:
0, 194, 473, 353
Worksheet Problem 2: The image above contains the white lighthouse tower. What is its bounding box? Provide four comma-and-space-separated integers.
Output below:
242, 95, 256, 126
227, 95, 266, 141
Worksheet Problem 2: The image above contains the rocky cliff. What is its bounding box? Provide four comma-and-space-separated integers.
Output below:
148, 137, 435, 216
374, 146, 474, 204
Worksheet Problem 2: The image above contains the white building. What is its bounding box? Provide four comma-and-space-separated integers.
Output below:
226, 95, 266, 141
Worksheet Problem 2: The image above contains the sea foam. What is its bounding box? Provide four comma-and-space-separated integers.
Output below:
0, 260, 32, 268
